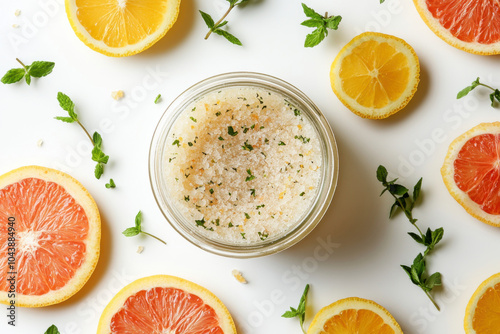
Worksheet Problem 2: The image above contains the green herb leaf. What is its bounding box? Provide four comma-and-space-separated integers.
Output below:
154, 94, 162, 104
57, 92, 77, 121
228, 126, 238, 136
301, 3, 342, 47
282, 284, 310, 333
202, 1, 246, 45
44, 325, 60, 334
305, 27, 327, 48
301, 18, 323, 28
135, 211, 143, 230
213, 29, 242, 46
199, 10, 215, 28
27, 61, 55, 78
376, 165, 388, 183
301, 3, 323, 19
94, 163, 104, 179
122, 227, 140, 237
1, 68, 25, 84
54, 116, 75, 123
457, 77, 480, 99
105, 178, 116, 189
242, 140, 254, 151
123, 211, 166, 244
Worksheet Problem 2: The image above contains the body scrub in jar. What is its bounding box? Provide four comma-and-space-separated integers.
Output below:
150, 72, 338, 257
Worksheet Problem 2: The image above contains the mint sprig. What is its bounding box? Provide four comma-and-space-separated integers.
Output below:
55, 92, 111, 181
200, 0, 248, 45
105, 179, 116, 189
1, 58, 54, 85
301, 3, 342, 48
123, 211, 166, 245
457, 77, 500, 107
282, 284, 310, 334
45, 325, 60, 334
377, 165, 443, 310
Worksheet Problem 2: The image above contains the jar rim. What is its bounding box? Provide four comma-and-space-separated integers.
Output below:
149, 71, 339, 258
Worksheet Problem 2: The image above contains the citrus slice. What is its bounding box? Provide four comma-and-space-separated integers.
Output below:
97, 275, 237, 334
65, 0, 181, 57
307, 297, 403, 334
441, 122, 500, 227
413, 0, 500, 55
465, 272, 500, 333
0, 166, 100, 307
330, 32, 420, 119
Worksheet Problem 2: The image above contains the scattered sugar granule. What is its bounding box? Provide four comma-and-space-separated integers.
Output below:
111, 90, 124, 100
14, 9, 21, 16
12, 24, 19, 28
37, 139, 44, 147
232, 269, 247, 284
136, 246, 144, 254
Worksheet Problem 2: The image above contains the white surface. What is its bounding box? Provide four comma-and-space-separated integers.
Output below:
1, 0, 499, 333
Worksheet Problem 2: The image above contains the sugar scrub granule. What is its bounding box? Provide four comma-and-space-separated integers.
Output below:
136, 246, 144, 254
232, 269, 248, 284
37, 139, 44, 147
111, 90, 124, 100
14, 9, 21, 16
164, 87, 323, 244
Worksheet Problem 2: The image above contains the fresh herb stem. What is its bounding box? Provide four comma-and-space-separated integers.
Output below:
16, 58, 27, 70
122, 211, 167, 245
477, 82, 497, 92
457, 77, 500, 107
77, 120, 94, 145
205, 5, 234, 40
141, 231, 167, 245
425, 290, 440, 311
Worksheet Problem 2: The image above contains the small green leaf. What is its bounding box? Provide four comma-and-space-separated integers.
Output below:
304, 27, 326, 48
325, 16, 342, 30
94, 163, 104, 179
413, 178, 422, 202
92, 146, 109, 164
27, 61, 55, 78
389, 184, 408, 196
57, 92, 78, 120
44, 325, 60, 334
228, 126, 238, 136
431, 228, 444, 247
389, 201, 399, 218
154, 94, 161, 104
135, 211, 143, 230
408, 232, 424, 244
122, 227, 140, 237
457, 78, 480, 99
105, 179, 116, 189
425, 272, 442, 290
199, 10, 215, 29
1, 68, 25, 84
213, 29, 242, 46
380, 0, 386, 3
25, 73, 31, 85
93, 132, 103, 148
54, 116, 75, 123
301, 19, 323, 28
376, 165, 388, 183
301, 3, 323, 19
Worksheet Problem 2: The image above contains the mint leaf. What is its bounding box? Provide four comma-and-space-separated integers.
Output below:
300, 19, 323, 28
93, 132, 103, 148
376, 165, 388, 183
45, 325, 60, 334
213, 29, 242, 46
27, 61, 55, 78
282, 284, 310, 333
199, 10, 215, 29
105, 178, 116, 189
94, 163, 104, 179
301, 3, 323, 19
25, 74, 31, 85
54, 116, 75, 123
457, 77, 480, 99
325, 16, 342, 30
57, 92, 77, 121
305, 27, 327, 48
122, 227, 140, 237
228, 126, 238, 136
1, 68, 25, 84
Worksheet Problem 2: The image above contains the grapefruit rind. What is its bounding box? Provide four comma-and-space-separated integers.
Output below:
0, 166, 100, 307
65, 0, 181, 57
307, 297, 403, 334
441, 122, 500, 227
330, 32, 420, 120
464, 272, 500, 333
97, 275, 237, 334
413, 0, 500, 55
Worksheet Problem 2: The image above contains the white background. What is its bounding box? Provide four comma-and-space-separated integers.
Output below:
1, 0, 500, 333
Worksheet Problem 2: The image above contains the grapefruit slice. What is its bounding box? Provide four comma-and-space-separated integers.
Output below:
465, 272, 500, 333
413, 0, 500, 55
307, 297, 403, 334
97, 275, 237, 334
441, 122, 500, 226
65, 0, 181, 57
0, 166, 100, 307
330, 32, 420, 119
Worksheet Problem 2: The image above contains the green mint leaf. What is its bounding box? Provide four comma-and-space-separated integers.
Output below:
401, 265, 413, 281
54, 116, 75, 123
216, 20, 229, 29
93, 132, 103, 148
301, 3, 323, 20
425, 272, 442, 290
376, 165, 388, 183
301, 18, 323, 28
413, 178, 422, 203
91, 146, 109, 164
105, 179, 116, 189
228, 126, 238, 136
412, 253, 426, 279
227, 0, 238, 5
457, 78, 480, 99
325, 16, 342, 30
45, 325, 60, 334
389, 184, 408, 196
389, 201, 399, 218
154, 94, 161, 104
380, 0, 385, 3
408, 232, 424, 244
135, 211, 143, 230
281, 309, 298, 318
27, 61, 55, 78
282, 283, 310, 334
1, 68, 25, 84
122, 227, 140, 237
199, 10, 215, 29
213, 29, 242, 46
94, 163, 104, 179
25, 73, 31, 85
424, 228, 433, 245
431, 228, 444, 247
57, 92, 77, 120
304, 27, 326, 48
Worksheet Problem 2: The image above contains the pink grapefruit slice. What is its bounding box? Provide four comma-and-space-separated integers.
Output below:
414, 0, 500, 55
97, 275, 237, 334
442, 122, 500, 226
0, 166, 100, 307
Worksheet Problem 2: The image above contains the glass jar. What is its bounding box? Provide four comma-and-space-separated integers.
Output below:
149, 72, 339, 258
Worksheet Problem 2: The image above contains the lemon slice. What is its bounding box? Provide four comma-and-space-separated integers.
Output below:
465, 272, 500, 333
330, 32, 420, 119
65, 0, 181, 57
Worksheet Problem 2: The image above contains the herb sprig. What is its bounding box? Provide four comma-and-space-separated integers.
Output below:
55, 92, 111, 181
457, 77, 500, 107
376, 165, 443, 310
301, 3, 342, 48
200, 0, 248, 45
45, 325, 60, 334
122, 211, 167, 245
282, 284, 310, 334
1, 58, 54, 85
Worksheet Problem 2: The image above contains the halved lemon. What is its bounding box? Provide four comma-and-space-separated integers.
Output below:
307, 297, 403, 334
97, 275, 237, 333
465, 272, 500, 333
65, 0, 181, 57
330, 32, 420, 119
